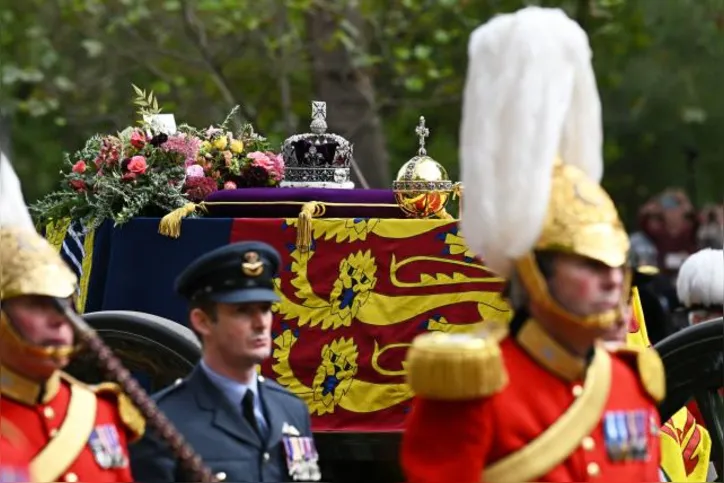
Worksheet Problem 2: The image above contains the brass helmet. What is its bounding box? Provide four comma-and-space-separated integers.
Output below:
1, 153, 79, 360
459, 7, 629, 329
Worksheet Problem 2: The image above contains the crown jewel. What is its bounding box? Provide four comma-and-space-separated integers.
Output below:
280, 101, 354, 188
393, 116, 455, 218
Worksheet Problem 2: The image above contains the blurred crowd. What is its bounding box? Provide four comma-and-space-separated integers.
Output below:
628, 188, 723, 340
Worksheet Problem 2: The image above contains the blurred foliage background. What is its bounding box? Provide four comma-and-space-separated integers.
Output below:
1, 0, 722, 228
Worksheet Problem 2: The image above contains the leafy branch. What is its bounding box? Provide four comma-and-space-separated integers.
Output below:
132, 83, 162, 119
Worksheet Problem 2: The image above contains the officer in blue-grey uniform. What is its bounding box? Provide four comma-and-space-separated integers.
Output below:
129, 241, 321, 483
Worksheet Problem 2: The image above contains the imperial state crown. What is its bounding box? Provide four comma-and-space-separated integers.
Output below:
280, 101, 354, 189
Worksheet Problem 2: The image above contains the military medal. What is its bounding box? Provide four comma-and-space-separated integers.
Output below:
615, 412, 630, 460
604, 412, 622, 461
299, 436, 322, 482
88, 424, 127, 469
282, 423, 321, 481
0, 466, 30, 483
282, 424, 305, 481
605, 410, 650, 463
632, 410, 649, 460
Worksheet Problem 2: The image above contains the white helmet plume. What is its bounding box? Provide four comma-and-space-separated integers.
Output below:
676, 248, 724, 308
459, 7, 603, 277
0, 150, 35, 231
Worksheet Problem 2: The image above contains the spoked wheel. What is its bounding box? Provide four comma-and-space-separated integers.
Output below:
655, 317, 724, 481
65, 310, 201, 393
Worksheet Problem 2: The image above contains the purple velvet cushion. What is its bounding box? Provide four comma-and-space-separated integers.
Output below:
203, 188, 409, 219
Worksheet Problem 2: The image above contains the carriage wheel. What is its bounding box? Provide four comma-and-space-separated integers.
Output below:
65, 310, 201, 393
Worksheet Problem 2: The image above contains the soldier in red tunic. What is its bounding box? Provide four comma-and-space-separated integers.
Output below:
0, 226, 146, 483
400, 7, 665, 483
0, 154, 145, 483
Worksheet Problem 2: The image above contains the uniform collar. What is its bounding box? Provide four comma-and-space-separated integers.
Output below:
0, 365, 61, 405
511, 313, 592, 382
199, 359, 260, 404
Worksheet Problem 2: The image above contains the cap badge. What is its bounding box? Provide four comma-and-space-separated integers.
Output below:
242, 252, 264, 277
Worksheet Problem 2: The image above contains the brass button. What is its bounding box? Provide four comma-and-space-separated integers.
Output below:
43, 407, 55, 419
581, 436, 595, 451
64, 473, 78, 483
215, 472, 227, 481
572, 385, 584, 397
587, 462, 600, 477
263, 452, 270, 461
49, 428, 59, 438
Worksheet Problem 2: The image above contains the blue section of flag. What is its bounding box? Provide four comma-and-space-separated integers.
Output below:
83, 217, 234, 326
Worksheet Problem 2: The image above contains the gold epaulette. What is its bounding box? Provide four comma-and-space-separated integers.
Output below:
92, 382, 146, 442
60, 373, 146, 442
610, 345, 666, 403
405, 329, 509, 400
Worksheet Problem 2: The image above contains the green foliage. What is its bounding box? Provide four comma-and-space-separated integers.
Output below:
131, 84, 162, 119
3, 0, 724, 230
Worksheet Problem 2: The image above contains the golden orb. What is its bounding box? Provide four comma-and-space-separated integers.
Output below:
392, 116, 455, 218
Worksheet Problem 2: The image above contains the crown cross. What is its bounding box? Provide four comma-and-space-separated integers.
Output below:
415, 116, 430, 156
310, 101, 327, 135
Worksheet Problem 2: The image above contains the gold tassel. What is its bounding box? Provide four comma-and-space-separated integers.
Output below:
436, 208, 454, 220
158, 203, 199, 239
296, 201, 324, 252
453, 182, 463, 220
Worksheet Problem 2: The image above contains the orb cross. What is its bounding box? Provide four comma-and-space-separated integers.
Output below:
415, 116, 430, 156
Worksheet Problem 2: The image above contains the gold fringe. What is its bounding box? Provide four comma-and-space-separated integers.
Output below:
296, 201, 326, 252
158, 203, 201, 238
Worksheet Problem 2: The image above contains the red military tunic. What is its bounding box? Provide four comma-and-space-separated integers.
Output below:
0, 423, 34, 483
402, 319, 663, 483
0, 366, 144, 483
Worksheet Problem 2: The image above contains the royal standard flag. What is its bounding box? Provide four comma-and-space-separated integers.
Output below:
628, 287, 712, 482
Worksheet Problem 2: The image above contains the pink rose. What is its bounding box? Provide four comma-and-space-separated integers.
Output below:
248, 151, 284, 181
72, 161, 87, 174
130, 130, 146, 149
127, 156, 147, 175
223, 181, 237, 190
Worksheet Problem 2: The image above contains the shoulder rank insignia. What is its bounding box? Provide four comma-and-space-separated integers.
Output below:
405, 330, 508, 400
60, 370, 146, 443
609, 346, 666, 403
92, 382, 146, 442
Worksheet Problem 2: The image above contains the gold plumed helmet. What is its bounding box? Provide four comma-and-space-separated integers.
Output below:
459, 7, 630, 329
1, 152, 79, 360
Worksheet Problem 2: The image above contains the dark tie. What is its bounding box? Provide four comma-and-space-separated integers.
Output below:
242, 389, 261, 436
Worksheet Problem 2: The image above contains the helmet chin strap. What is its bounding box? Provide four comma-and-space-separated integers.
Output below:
515, 253, 630, 331
0, 308, 79, 363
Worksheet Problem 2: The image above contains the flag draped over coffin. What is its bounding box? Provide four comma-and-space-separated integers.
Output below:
45, 217, 510, 431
